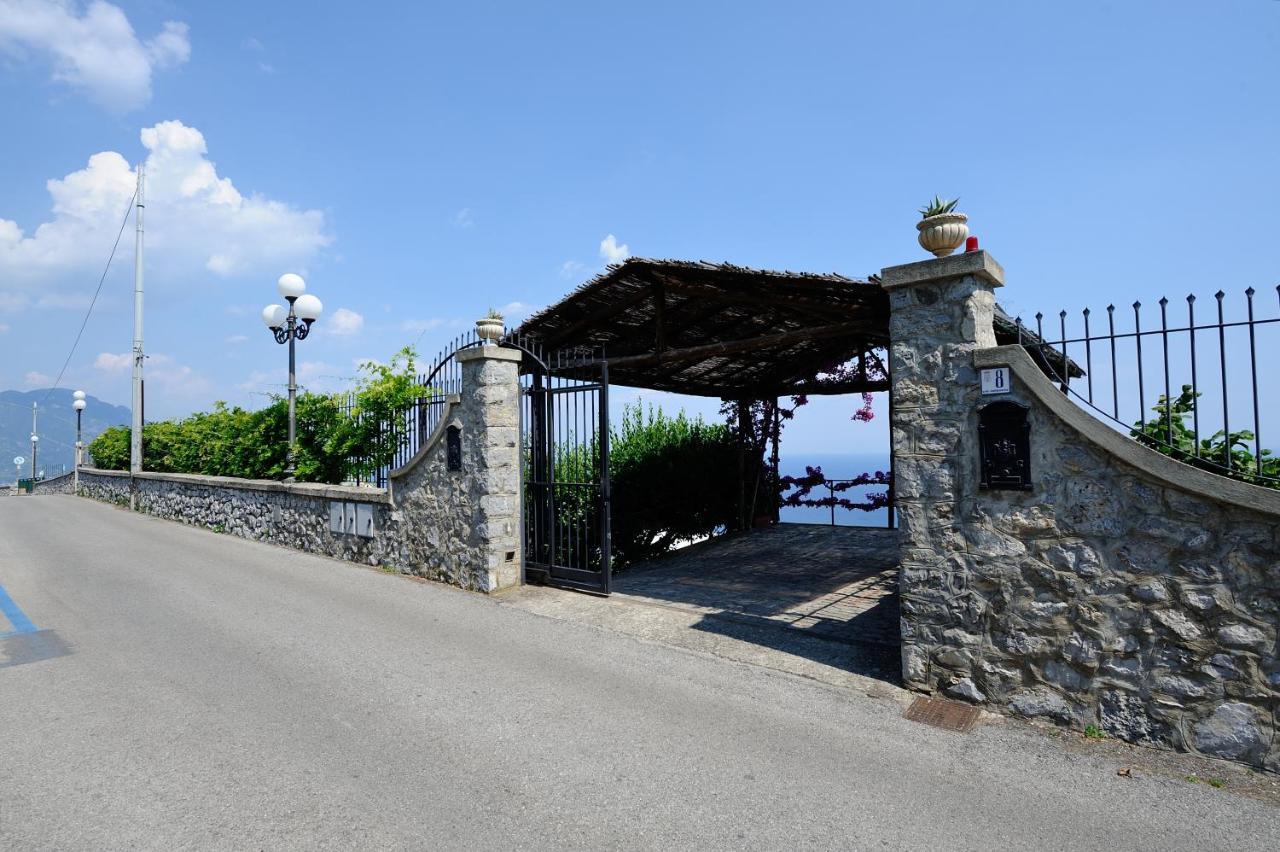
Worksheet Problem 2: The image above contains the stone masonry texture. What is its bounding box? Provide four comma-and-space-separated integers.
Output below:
886, 253, 1279, 771
28, 471, 75, 494
77, 345, 525, 594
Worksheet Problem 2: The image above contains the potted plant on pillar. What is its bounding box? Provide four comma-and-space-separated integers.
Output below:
476, 308, 505, 343
916, 196, 969, 257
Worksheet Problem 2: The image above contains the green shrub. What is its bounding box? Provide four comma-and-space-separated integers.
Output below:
607, 404, 739, 567
86, 346, 426, 484
1132, 385, 1278, 487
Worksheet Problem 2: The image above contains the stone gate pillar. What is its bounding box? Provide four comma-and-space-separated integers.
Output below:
880, 251, 1004, 696
389, 344, 523, 592
456, 345, 523, 591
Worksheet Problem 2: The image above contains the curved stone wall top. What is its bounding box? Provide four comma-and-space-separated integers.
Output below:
975, 345, 1280, 519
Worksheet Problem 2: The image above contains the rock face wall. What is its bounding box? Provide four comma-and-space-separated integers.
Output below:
885, 251, 1279, 771
28, 471, 75, 494
77, 468, 397, 565
77, 345, 525, 593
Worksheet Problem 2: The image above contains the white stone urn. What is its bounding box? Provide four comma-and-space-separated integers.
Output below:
475, 314, 505, 343
916, 212, 969, 258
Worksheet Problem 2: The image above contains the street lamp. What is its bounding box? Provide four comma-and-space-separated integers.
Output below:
262, 273, 323, 480
73, 390, 87, 489
30, 433, 38, 481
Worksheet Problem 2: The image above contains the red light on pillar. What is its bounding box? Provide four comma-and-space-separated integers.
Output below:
965, 235, 979, 252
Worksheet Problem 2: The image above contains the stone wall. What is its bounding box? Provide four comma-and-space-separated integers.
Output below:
28, 471, 75, 494
885, 251, 1279, 771
77, 468, 397, 565
77, 345, 525, 593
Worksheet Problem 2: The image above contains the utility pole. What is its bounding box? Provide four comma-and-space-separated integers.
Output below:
30, 402, 37, 481
130, 163, 145, 474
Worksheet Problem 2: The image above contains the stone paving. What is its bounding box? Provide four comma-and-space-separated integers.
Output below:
614, 523, 902, 648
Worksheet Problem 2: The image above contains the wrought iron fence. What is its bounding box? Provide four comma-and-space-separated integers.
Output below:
342, 329, 554, 487
340, 329, 484, 487
1016, 285, 1280, 487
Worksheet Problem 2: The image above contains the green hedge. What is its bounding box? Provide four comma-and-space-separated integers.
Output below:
87, 348, 425, 484
607, 404, 739, 567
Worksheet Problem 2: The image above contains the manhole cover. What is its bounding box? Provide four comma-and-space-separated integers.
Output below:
903, 696, 980, 733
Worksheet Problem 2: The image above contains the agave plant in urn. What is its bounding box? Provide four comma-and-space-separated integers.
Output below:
916, 196, 969, 257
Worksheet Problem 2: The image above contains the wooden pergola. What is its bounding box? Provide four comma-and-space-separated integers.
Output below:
516, 258, 891, 398
515, 256, 1080, 533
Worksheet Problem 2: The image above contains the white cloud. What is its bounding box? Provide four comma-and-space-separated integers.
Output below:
0, 292, 28, 312
24, 370, 52, 387
499, 301, 537, 321
93, 351, 132, 372
225, 334, 248, 344
559, 260, 585, 279
240, 35, 273, 73
0, 0, 190, 112
328, 307, 364, 337
453, 207, 474, 228
599, 234, 630, 265
0, 323, 8, 333
0, 120, 331, 304
147, 362, 211, 396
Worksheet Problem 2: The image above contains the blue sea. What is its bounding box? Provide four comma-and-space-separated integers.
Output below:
777, 452, 892, 528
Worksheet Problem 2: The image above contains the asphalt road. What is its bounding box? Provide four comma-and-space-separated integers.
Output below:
1, 495, 1276, 851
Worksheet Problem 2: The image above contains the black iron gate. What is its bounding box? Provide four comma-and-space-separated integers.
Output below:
518, 341, 612, 594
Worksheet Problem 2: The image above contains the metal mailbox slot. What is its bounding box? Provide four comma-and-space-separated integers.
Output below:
446, 425, 462, 472
329, 501, 345, 533
979, 401, 1032, 491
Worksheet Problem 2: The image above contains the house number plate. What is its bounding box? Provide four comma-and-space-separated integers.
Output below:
980, 367, 1011, 395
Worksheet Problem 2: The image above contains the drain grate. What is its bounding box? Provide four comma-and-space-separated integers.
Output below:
903, 696, 980, 733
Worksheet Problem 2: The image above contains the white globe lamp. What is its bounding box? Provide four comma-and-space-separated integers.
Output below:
277, 273, 306, 301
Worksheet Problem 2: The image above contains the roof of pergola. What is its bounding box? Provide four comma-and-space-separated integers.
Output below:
515, 257, 1081, 398
516, 258, 891, 398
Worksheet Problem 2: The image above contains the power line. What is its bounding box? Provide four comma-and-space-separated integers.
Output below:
38, 185, 138, 406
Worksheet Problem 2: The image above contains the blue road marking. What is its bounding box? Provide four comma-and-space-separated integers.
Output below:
0, 584, 38, 637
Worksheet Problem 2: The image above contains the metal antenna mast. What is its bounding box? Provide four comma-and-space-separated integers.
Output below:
130, 164, 145, 474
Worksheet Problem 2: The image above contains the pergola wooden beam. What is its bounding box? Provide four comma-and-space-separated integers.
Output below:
600, 322, 870, 370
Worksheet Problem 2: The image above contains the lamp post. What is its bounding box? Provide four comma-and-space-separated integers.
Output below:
73, 390, 87, 490
262, 273, 323, 480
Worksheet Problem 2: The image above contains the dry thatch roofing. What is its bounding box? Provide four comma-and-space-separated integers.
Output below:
517, 258, 891, 398
516, 257, 1083, 397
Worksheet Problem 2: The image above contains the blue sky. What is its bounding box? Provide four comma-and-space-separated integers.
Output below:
1, 0, 1278, 460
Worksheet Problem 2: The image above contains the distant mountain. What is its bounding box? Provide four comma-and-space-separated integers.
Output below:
1, 389, 131, 484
